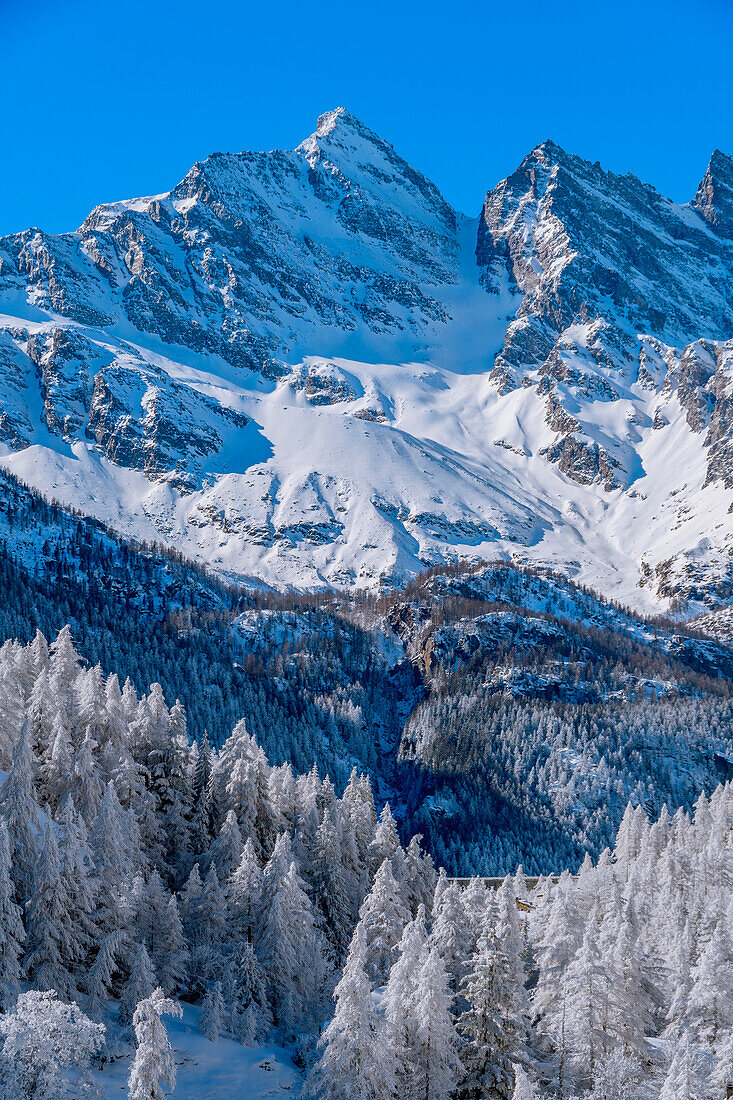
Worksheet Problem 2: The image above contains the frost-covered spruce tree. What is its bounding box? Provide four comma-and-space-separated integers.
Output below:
341, 769, 376, 895
429, 880, 471, 994
90, 782, 137, 936
403, 833, 437, 915
192, 865, 228, 990
560, 910, 613, 1088
259, 835, 326, 1034
0, 720, 40, 902
684, 916, 733, 1045
0, 989, 105, 1100
532, 877, 583, 1079
71, 733, 105, 825
305, 923, 395, 1100
663, 920, 693, 1039
458, 920, 515, 1100
382, 905, 430, 1100
0, 821, 24, 1011
224, 941, 272, 1045
413, 948, 463, 1100
584, 1050, 647, 1100
0, 664, 25, 770
294, 769, 320, 886
178, 862, 203, 948
134, 871, 171, 971
48, 626, 82, 732
127, 987, 182, 1100
199, 979, 225, 1041
156, 895, 189, 997
711, 1028, 733, 1099
608, 899, 654, 1056
57, 797, 98, 975
369, 803, 405, 878
313, 807, 352, 965
658, 1036, 703, 1100
358, 858, 410, 985
26, 668, 54, 770
86, 929, 126, 1021
23, 815, 77, 1002
209, 808, 244, 883
120, 943, 157, 1028
160, 699, 192, 867
219, 720, 277, 858
228, 837, 263, 945
510, 1063, 539, 1100
495, 877, 531, 1048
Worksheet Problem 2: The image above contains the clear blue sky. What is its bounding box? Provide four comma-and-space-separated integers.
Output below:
2, 0, 732, 236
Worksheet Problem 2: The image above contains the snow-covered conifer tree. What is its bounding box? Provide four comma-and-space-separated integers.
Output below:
0, 666, 25, 770
86, 929, 126, 1021
71, 733, 105, 825
23, 815, 76, 1001
228, 837, 263, 945
0, 989, 104, 1100
413, 948, 463, 1100
192, 865, 228, 990
560, 912, 614, 1088
684, 916, 733, 1045
0, 821, 24, 1010
458, 919, 516, 1100
429, 880, 471, 993
369, 803, 405, 878
120, 943, 157, 1028
127, 987, 182, 1100
259, 834, 326, 1034
57, 796, 98, 973
0, 720, 40, 901
199, 979, 225, 1041
711, 1028, 733, 1099
156, 895, 189, 997
658, 1036, 703, 1100
403, 833, 437, 915
224, 941, 272, 1045
358, 857, 410, 984
382, 905, 430, 1100
511, 1063, 539, 1100
313, 806, 352, 964
90, 782, 137, 936
209, 808, 244, 882
305, 923, 395, 1100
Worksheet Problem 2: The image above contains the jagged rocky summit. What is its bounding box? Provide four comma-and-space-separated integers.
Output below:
1, 108, 733, 612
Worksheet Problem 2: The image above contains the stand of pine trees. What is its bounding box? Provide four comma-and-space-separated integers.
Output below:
0, 624, 731, 1099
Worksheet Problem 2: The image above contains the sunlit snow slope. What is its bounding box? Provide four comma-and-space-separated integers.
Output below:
1, 110, 733, 611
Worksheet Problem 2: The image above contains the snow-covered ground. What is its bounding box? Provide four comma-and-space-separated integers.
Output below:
93, 1003, 300, 1099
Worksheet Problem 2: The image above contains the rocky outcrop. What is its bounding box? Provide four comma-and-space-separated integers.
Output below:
692, 149, 733, 238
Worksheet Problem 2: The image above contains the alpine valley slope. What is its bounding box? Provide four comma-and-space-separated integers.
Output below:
1, 108, 733, 612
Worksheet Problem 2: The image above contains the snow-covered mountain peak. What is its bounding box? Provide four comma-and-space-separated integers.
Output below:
693, 146, 733, 238
3, 115, 733, 611
314, 105, 358, 137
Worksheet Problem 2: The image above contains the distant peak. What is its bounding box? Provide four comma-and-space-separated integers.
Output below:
316, 106, 353, 137
693, 148, 733, 238
298, 107, 396, 164
706, 148, 733, 181
308, 106, 383, 149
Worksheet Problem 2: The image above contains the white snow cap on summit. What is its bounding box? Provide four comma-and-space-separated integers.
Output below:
316, 107, 350, 136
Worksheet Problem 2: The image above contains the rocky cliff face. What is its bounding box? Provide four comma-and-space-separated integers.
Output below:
1, 110, 733, 612
476, 141, 733, 490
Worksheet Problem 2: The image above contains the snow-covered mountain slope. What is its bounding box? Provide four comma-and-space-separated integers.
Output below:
1, 109, 733, 611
